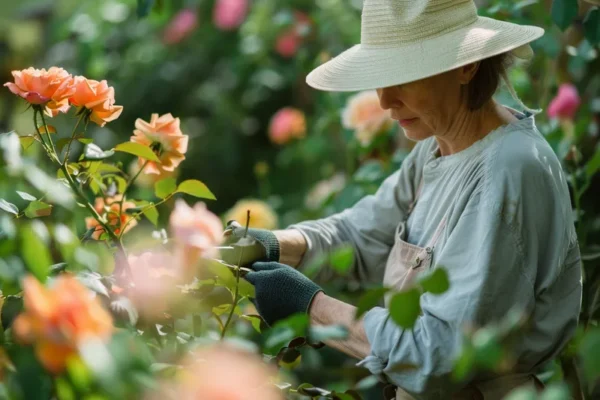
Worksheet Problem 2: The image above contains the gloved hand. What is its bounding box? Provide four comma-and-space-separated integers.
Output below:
219, 220, 280, 268
245, 261, 323, 327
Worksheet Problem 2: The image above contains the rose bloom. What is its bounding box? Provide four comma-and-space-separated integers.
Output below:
305, 173, 346, 210
147, 345, 282, 400
131, 113, 189, 175
268, 107, 306, 145
85, 195, 137, 240
170, 199, 224, 272
12, 275, 113, 374
163, 8, 199, 45
275, 11, 311, 58
69, 76, 123, 127
547, 83, 581, 120
128, 160, 177, 189
213, 0, 248, 31
125, 251, 182, 321
3, 67, 75, 117
223, 199, 278, 230
342, 90, 393, 147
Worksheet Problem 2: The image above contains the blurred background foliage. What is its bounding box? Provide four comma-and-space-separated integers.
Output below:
1, 0, 600, 398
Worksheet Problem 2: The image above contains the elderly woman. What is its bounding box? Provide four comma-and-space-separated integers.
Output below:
223, 0, 582, 398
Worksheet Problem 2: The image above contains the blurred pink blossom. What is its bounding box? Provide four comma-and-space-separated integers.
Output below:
275, 32, 300, 58
342, 90, 393, 146
147, 345, 282, 400
163, 9, 199, 45
169, 199, 224, 274
268, 107, 306, 145
213, 0, 248, 31
547, 83, 581, 120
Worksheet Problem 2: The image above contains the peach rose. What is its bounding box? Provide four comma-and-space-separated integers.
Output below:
69, 76, 123, 127
547, 83, 581, 120
163, 8, 199, 45
12, 275, 113, 374
84, 195, 138, 240
3, 67, 75, 117
131, 113, 189, 175
268, 107, 306, 145
342, 90, 393, 147
125, 251, 181, 320
170, 199, 224, 272
223, 199, 278, 230
147, 345, 282, 400
213, 0, 248, 31
128, 160, 177, 188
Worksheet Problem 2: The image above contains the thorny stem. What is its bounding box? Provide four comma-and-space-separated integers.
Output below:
118, 160, 149, 234
32, 109, 52, 156
38, 110, 58, 161
221, 210, 251, 339
64, 110, 89, 164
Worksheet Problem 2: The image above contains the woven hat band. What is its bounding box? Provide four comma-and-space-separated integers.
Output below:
361, 0, 478, 47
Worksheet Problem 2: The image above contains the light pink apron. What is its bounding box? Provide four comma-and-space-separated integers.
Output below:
382, 183, 543, 400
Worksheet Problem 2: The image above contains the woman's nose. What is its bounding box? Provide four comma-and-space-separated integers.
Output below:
377, 87, 401, 110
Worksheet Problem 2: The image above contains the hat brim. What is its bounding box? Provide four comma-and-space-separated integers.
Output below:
306, 17, 544, 92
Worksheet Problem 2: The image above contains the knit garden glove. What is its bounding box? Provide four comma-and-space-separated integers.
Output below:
245, 261, 323, 327
219, 220, 280, 268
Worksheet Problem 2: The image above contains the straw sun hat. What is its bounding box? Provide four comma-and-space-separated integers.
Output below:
306, 0, 545, 92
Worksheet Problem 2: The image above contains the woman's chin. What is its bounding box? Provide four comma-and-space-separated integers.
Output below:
402, 127, 433, 142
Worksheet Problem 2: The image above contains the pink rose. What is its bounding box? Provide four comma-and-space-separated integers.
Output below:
163, 9, 199, 45
169, 200, 223, 273
213, 0, 248, 31
268, 107, 306, 145
275, 31, 300, 58
342, 90, 393, 146
547, 83, 581, 120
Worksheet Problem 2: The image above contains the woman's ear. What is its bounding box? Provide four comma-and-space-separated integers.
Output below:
459, 62, 480, 85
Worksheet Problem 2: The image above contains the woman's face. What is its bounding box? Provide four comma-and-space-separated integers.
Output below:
376, 65, 476, 141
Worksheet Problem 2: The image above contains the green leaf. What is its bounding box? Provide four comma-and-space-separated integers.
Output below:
355, 375, 380, 390
20, 223, 51, 281
551, 0, 579, 31
389, 288, 421, 329
77, 272, 109, 297
176, 179, 216, 200
580, 327, 600, 382
241, 315, 262, 333
16, 191, 36, 201
584, 8, 600, 45
419, 267, 450, 294
503, 387, 537, 400
114, 142, 160, 163
539, 383, 571, 400
329, 245, 354, 275
110, 297, 139, 325
308, 325, 349, 342
155, 177, 177, 199
24, 201, 53, 218
355, 287, 389, 319
19, 135, 36, 150
472, 327, 503, 369
297, 384, 331, 397
143, 204, 159, 226
0, 199, 18, 215
585, 146, 600, 179
83, 143, 115, 160
1, 295, 23, 329
137, 0, 156, 17
78, 138, 93, 145
452, 343, 475, 381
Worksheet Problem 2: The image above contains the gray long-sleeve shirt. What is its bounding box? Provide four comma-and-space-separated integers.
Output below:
288, 115, 582, 398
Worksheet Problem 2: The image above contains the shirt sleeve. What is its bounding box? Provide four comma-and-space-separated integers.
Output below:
358, 152, 582, 398
286, 147, 420, 283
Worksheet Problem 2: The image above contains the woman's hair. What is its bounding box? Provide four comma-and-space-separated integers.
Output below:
467, 52, 515, 111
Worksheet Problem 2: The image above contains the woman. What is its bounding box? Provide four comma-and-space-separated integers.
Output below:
223, 1, 582, 398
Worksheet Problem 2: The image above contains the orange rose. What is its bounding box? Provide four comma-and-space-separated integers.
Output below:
268, 107, 306, 145
69, 76, 123, 127
3, 67, 75, 117
85, 195, 137, 240
131, 113, 189, 175
147, 345, 282, 400
12, 275, 113, 374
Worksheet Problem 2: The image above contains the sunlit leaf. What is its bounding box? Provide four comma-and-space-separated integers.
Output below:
24, 200, 53, 218
143, 204, 159, 226
16, 191, 36, 201
452, 342, 475, 381
419, 267, 450, 294
0, 199, 18, 215
176, 179, 216, 200
355, 287, 388, 319
83, 144, 115, 161
551, 0, 579, 30
241, 315, 262, 333
389, 288, 421, 329
19, 135, 36, 150
20, 222, 51, 281
77, 271, 109, 297
114, 142, 160, 163
111, 297, 139, 325
155, 177, 177, 199
329, 245, 354, 275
